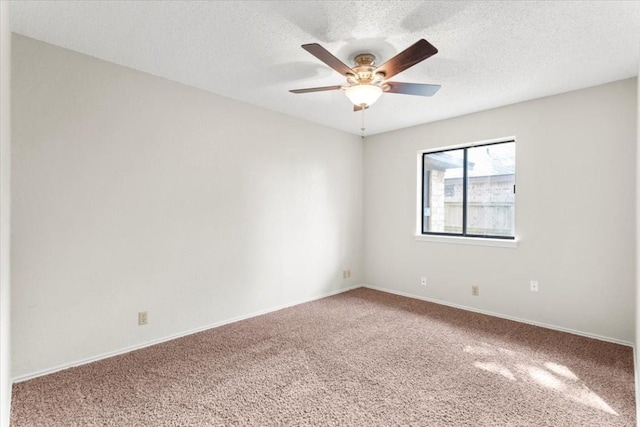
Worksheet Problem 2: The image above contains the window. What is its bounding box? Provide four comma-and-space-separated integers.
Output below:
422, 140, 515, 239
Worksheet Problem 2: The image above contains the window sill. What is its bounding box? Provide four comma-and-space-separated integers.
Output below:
414, 234, 518, 248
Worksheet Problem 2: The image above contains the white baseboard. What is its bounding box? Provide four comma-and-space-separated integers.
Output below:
363, 284, 634, 347
634, 346, 639, 426
13, 285, 363, 384
13, 284, 633, 384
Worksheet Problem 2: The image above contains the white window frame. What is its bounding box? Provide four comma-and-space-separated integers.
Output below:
415, 136, 518, 248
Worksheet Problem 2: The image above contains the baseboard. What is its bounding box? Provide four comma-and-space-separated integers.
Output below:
635, 346, 640, 425
14, 283, 632, 383
363, 284, 634, 347
13, 285, 363, 384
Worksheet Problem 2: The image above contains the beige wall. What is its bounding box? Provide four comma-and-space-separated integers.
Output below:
364, 78, 637, 343
0, 2, 11, 425
11, 35, 363, 379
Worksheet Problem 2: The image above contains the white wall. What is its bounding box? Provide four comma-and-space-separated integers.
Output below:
11, 35, 363, 379
364, 79, 637, 343
0, 2, 11, 425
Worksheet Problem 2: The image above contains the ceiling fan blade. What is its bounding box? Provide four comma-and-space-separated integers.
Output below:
302, 43, 355, 77
375, 39, 438, 80
353, 105, 369, 112
385, 82, 441, 97
289, 85, 343, 94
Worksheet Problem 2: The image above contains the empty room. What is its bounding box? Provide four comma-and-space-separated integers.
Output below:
1, 1, 639, 426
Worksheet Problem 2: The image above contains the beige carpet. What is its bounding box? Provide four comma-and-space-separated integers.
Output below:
11, 288, 636, 426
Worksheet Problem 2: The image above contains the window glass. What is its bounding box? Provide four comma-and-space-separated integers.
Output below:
423, 149, 464, 234
466, 142, 515, 237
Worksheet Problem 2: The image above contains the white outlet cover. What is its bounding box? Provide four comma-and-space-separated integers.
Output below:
138, 311, 148, 325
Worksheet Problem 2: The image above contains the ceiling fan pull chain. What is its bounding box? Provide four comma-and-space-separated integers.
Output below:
361, 106, 366, 138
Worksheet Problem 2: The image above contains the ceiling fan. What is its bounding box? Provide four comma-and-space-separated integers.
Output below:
290, 39, 441, 111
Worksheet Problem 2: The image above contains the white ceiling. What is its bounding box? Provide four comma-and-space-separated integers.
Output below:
10, 1, 640, 136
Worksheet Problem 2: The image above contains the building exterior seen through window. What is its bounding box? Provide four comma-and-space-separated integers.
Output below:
422, 140, 515, 239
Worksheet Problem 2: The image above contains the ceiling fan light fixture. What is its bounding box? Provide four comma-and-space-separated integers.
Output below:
345, 84, 383, 107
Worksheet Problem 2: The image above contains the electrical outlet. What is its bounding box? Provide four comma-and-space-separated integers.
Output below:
471, 285, 479, 296
342, 270, 347, 279
347, 269, 351, 278
420, 277, 427, 286
530, 280, 539, 292
138, 311, 148, 326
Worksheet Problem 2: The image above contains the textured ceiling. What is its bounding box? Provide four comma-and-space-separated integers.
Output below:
10, 1, 640, 136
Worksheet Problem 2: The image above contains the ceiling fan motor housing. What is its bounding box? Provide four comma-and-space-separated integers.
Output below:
348, 53, 384, 86
354, 53, 376, 67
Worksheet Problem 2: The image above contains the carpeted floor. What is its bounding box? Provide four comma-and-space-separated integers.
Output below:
11, 288, 636, 426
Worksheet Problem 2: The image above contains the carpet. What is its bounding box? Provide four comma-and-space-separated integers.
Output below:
11, 288, 636, 426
